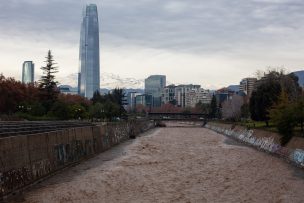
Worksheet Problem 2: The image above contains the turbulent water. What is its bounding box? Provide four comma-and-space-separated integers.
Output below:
17, 124, 304, 203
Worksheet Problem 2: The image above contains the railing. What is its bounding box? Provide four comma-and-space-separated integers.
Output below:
148, 112, 207, 121
0, 121, 95, 137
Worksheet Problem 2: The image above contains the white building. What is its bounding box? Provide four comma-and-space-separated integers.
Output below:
196, 88, 212, 104
161, 84, 212, 108
185, 88, 212, 108
185, 89, 197, 108
175, 84, 201, 108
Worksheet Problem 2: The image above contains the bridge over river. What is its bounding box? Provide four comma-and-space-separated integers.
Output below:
16, 121, 304, 203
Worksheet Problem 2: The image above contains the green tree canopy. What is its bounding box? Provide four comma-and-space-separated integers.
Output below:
269, 91, 297, 145
39, 50, 59, 110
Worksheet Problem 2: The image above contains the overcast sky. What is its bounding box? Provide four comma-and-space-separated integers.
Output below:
1, 0, 304, 89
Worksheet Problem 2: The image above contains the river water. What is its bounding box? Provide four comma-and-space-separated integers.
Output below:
17, 125, 304, 203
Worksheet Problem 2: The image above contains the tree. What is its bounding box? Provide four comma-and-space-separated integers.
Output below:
250, 77, 281, 126
28, 102, 46, 116
103, 100, 120, 121
269, 91, 297, 145
250, 69, 301, 126
294, 96, 304, 134
210, 95, 217, 118
0, 74, 31, 114
111, 88, 127, 117
92, 91, 103, 104
195, 101, 211, 114
134, 104, 147, 115
58, 94, 91, 111
241, 103, 250, 119
69, 104, 87, 120
280, 73, 302, 101
91, 88, 126, 118
39, 50, 59, 110
48, 101, 70, 120
222, 95, 244, 121
89, 102, 104, 120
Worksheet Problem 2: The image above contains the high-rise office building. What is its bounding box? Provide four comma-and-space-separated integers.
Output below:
78, 4, 100, 98
239, 77, 257, 97
127, 92, 142, 110
22, 61, 34, 84
175, 84, 200, 107
162, 85, 176, 105
145, 75, 166, 107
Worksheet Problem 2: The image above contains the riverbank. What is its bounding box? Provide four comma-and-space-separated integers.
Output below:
0, 120, 155, 201
205, 122, 304, 168
19, 125, 304, 203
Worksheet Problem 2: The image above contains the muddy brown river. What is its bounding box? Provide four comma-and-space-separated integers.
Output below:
16, 125, 304, 203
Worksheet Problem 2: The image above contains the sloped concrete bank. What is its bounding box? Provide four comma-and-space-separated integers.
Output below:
0, 120, 154, 200
205, 122, 304, 169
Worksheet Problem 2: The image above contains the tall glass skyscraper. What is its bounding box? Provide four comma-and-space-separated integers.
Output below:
78, 4, 100, 98
22, 61, 34, 84
145, 75, 166, 107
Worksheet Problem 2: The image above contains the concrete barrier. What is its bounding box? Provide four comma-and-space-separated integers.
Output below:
0, 120, 154, 199
205, 123, 304, 169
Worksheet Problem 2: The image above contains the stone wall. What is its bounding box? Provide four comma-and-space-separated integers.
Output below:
205, 122, 304, 169
0, 120, 154, 199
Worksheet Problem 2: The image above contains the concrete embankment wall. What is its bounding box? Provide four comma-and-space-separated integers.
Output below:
0, 120, 154, 199
205, 122, 304, 169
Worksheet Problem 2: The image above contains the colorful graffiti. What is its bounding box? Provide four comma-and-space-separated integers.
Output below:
292, 149, 304, 166
205, 124, 304, 168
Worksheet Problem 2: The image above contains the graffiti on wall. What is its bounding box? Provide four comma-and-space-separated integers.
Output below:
32, 159, 52, 179
54, 139, 96, 166
292, 149, 304, 166
0, 120, 155, 198
0, 167, 32, 196
205, 124, 304, 168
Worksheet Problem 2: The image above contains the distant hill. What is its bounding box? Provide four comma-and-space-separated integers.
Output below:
292, 71, 304, 87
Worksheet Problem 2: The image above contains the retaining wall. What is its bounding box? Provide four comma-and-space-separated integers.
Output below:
0, 120, 154, 198
205, 122, 304, 169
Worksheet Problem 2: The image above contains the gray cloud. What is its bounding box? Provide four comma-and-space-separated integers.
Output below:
1, 0, 304, 52
1, 0, 304, 88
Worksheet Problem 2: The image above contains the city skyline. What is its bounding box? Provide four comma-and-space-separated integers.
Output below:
1, 0, 304, 89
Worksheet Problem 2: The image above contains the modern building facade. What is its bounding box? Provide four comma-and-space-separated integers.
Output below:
22, 61, 34, 84
145, 75, 166, 107
135, 94, 153, 107
78, 4, 100, 98
185, 89, 198, 108
161, 85, 176, 105
58, 85, 78, 95
127, 92, 142, 110
239, 78, 257, 97
161, 85, 211, 108
195, 88, 212, 105
175, 84, 201, 108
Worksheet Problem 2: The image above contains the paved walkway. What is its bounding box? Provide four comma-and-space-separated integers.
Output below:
18, 126, 304, 203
